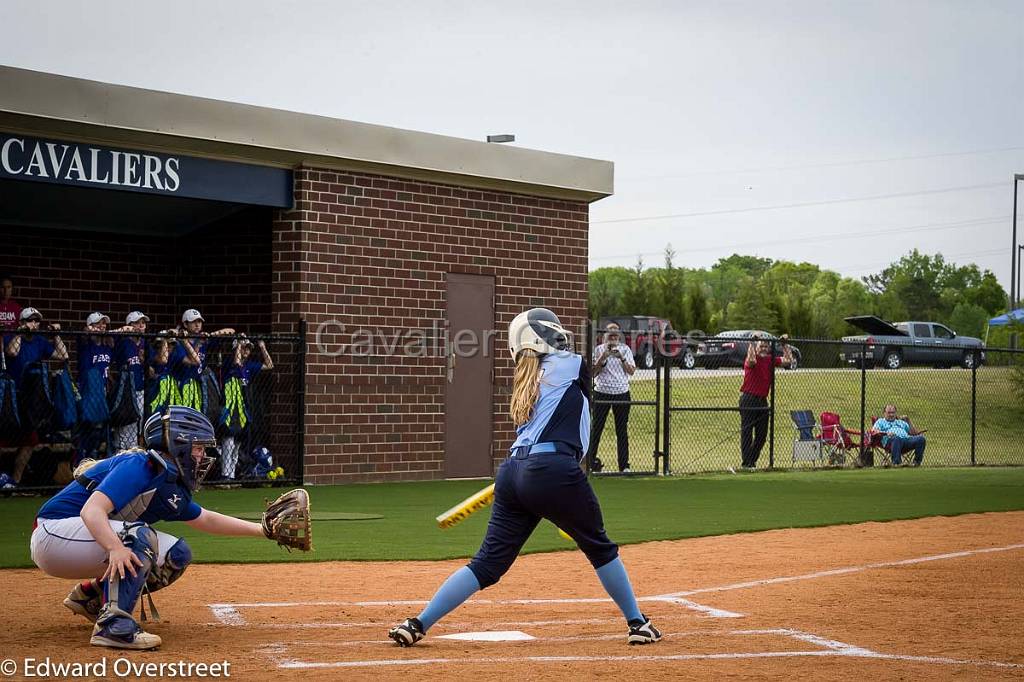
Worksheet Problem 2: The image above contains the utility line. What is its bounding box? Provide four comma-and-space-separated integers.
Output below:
617, 145, 1024, 183
592, 182, 1005, 225
589, 215, 1007, 263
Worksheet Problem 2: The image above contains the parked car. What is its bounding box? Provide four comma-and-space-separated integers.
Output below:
695, 330, 802, 370
839, 316, 986, 369
596, 316, 696, 369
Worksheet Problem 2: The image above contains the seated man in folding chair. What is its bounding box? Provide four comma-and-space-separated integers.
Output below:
870, 404, 926, 466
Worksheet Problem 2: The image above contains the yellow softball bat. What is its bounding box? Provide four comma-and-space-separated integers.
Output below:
558, 527, 574, 542
436, 483, 495, 529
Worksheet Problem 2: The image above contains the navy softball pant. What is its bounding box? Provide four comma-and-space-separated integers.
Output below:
467, 450, 619, 589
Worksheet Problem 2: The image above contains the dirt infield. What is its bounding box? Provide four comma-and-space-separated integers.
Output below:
3, 512, 1022, 680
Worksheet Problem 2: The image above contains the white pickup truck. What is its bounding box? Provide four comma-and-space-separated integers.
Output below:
839, 316, 986, 369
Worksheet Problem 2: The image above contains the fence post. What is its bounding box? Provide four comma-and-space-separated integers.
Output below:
662, 352, 671, 476
585, 319, 594, 475
971, 349, 977, 466
296, 318, 307, 485
860, 341, 867, 464
768, 340, 776, 469
654, 352, 662, 474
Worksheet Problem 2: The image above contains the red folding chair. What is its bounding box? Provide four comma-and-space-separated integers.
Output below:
819, 412, 868, 467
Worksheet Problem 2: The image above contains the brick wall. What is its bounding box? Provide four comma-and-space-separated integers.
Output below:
273, 167, 589, 484
1, 209, 272, 333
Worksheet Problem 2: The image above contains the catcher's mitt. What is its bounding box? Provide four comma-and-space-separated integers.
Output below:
261, 488, 312, 552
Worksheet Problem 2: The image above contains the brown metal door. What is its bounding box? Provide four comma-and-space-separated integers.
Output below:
444, 273, 495, 478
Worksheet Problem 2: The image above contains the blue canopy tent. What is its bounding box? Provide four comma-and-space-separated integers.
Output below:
985, 308, 1024, 343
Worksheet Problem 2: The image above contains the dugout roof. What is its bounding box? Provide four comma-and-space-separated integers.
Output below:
0, 65, 613, 204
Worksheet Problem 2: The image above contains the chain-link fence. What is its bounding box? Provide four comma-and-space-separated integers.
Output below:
610, 336, 1024, 474
585, 321, 663, 475
0, 325, 305, 492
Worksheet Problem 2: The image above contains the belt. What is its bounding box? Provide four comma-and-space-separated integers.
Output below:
509, 442, 577, 458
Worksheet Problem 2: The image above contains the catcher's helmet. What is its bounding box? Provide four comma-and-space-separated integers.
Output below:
508, 308, 573, 359
144, 406, 217, 491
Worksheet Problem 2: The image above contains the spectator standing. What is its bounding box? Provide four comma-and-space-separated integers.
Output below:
738, 333, 793, 470
586, 323, 636, 473
111, 311, 149, 450
147, 331, 178, 415
76, 312, 114, 462
0, 276, 21, 331
169, 309, 233, 412
219, 336, 274, 480
3, 308, 68, 485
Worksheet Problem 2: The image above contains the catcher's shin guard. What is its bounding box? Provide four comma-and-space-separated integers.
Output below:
146, 538, 192, 593
91, 605, 161, 650
627, 614, 662, 645
63, 579, 102, 622
388, 618, 425, 647
102, 522, 157, 617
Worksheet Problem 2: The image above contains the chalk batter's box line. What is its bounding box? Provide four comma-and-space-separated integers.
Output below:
255, 628, 1024, 671
207, 541, 1024, 627
208, 597, 740, 627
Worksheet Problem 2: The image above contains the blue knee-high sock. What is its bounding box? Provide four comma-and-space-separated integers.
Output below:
595, 557, 643, 623
416, 566, 481, 631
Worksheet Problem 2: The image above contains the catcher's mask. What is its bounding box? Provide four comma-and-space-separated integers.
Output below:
508, 308, 574, 359
143, 407, 218, 491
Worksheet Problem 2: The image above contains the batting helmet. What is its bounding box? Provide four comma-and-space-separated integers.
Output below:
508, 308, 573, 359
144, 406, 218, 491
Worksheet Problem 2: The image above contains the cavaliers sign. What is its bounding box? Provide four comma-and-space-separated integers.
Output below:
0, 133, 292, 207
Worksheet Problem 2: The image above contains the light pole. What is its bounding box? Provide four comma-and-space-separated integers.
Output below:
1014, 174, 1023, 310
1018, 244, 1024, 309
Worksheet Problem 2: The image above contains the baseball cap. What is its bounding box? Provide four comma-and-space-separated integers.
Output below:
126, 311, 150, 324
86, 312, 110, 326
182, 309, 204, 323
20, 307, 42, 322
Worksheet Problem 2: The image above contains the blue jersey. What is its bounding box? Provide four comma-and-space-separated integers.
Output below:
37, 450, 203, 524
147, 344, 170, 379
77, 337, 112, 389
114, 337, 145, 389
6, 334, 55, 385
169, 338, 210, 384
510, 352, 591, 455
224, 358, 262, 386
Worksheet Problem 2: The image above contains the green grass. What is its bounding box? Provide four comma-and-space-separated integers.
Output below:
3, 467, 1023, 568
593, 367, 1024, 473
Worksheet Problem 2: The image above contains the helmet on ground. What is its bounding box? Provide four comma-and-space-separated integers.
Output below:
143, 406, 217, 491
250, 447, 273, 478
508, 308, 573, 359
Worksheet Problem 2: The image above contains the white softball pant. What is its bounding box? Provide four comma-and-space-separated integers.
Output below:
30, 517, 178, 580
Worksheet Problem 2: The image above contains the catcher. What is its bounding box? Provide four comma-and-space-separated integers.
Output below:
28, 406, 311, 650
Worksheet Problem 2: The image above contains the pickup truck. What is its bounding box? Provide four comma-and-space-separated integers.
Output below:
839, 316, 986, 369
597, 315, 695, 369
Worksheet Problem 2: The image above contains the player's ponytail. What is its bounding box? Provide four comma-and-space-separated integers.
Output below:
510, 349, 542, 425
72, 458, 100, 478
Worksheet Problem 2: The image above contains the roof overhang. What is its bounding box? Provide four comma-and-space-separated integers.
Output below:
0, 65, 613, 203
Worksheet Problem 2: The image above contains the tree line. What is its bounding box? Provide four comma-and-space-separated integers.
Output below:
589, 248, 1008, 340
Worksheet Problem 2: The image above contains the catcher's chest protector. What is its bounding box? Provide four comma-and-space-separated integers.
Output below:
103, 452, 197, 525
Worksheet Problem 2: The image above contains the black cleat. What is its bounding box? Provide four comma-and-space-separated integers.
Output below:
388, 617, 425, 647
627, 615, 662, 645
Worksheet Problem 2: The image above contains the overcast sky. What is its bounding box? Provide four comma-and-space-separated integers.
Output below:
2, 0, 1022, 289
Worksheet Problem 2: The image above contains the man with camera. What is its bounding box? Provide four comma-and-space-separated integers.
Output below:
738, 332, 793, 470
586, 322, 636, 473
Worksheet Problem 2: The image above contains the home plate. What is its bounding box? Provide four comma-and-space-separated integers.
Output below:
437, 631, 536, 642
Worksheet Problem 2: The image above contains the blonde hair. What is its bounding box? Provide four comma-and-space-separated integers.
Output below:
73, 458, 100, 478
509, 350, 543, 426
